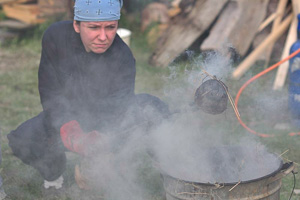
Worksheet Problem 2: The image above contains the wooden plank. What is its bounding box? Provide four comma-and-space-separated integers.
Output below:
258, 5, 291, 32
2, 3, 45, 24
149, 0, 228, 67
258, 12, 278, 32
0, 0, 16, 4
272, 16, 297, 90
38, 7, 68, 17
263, 0, 288, 66
38, 0, 68, 17
232, 13, 293, 80
201, 0, 269, 57
38, 0, 67, 7
200, 1, 238, 52
271, 0, 288, 41
0, 19, 34, 29
0, 0, 35, 5
141, 2, 169, 32
17, 0, 36, 3
293, 0, 300, 14
168, 0, 181, 17
273, 0, 300, 90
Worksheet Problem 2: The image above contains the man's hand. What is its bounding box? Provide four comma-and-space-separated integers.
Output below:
60, 120, 104, 156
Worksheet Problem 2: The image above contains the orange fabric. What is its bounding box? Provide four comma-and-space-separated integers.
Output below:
60, 120, 100, 155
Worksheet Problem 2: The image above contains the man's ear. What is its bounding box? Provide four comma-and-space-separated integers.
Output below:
73, 21, 80, 33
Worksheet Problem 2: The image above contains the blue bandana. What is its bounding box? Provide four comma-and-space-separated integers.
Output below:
74, 0, 123, 21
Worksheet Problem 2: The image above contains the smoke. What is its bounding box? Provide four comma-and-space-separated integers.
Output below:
148, 49, 281, 184
77, 123, 159, 200
150, 119, 281, 183
163, 48, 233, 112
79, 48, 282, 199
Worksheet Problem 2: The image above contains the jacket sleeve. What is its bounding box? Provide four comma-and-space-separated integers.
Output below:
38, 28, 72, 134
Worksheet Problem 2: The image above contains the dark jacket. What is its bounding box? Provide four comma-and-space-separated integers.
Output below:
7, 21, 170, 181
38, 21, 136, 134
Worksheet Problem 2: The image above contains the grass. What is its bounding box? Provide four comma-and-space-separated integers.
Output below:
0, 18, 299, 200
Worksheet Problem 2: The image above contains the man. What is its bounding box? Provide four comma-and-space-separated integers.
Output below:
7, 0, 169, 193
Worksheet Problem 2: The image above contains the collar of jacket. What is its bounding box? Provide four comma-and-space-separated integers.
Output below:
70, 29, 86, 51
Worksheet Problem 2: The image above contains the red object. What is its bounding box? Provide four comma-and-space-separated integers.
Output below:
289, 132, 300, 136
234, 48, 300, 138
60, 120, 100, 155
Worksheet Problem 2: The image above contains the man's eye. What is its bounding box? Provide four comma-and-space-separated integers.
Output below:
89, 26, 98, 29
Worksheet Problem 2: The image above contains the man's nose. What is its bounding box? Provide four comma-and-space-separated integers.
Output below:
97, 29, 107, 41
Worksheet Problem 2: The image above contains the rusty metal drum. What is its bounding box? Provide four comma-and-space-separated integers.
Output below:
161, 162, 294, 200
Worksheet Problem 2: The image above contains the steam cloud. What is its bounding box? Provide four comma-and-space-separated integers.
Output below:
79, 49, 281, 199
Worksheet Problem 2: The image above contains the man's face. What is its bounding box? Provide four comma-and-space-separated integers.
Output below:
73, 20, 118, 54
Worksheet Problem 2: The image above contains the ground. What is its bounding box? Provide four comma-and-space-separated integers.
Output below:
0, 33, 300, 199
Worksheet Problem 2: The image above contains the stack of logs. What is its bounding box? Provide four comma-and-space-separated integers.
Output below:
0, 0, 73, 28
145, 0, 300, 90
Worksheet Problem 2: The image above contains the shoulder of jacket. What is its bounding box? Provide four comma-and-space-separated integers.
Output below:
43, 21, 73, 39
113, 34, 133, 56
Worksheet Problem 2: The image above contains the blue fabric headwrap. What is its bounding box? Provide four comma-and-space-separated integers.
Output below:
74, 0, 123, 21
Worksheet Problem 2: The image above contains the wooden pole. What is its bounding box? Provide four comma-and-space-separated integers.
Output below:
272, 15, 297, 90
271, 0, 288, 38
292, 0, 300, 15
272, 0, 300, 90
232, 13, 293, 80
258, 12, 279, 32
263, 0, 288, 67
258, 5, 292, 32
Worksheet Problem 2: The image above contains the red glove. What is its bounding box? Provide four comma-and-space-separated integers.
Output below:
60, 120, 100, 156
